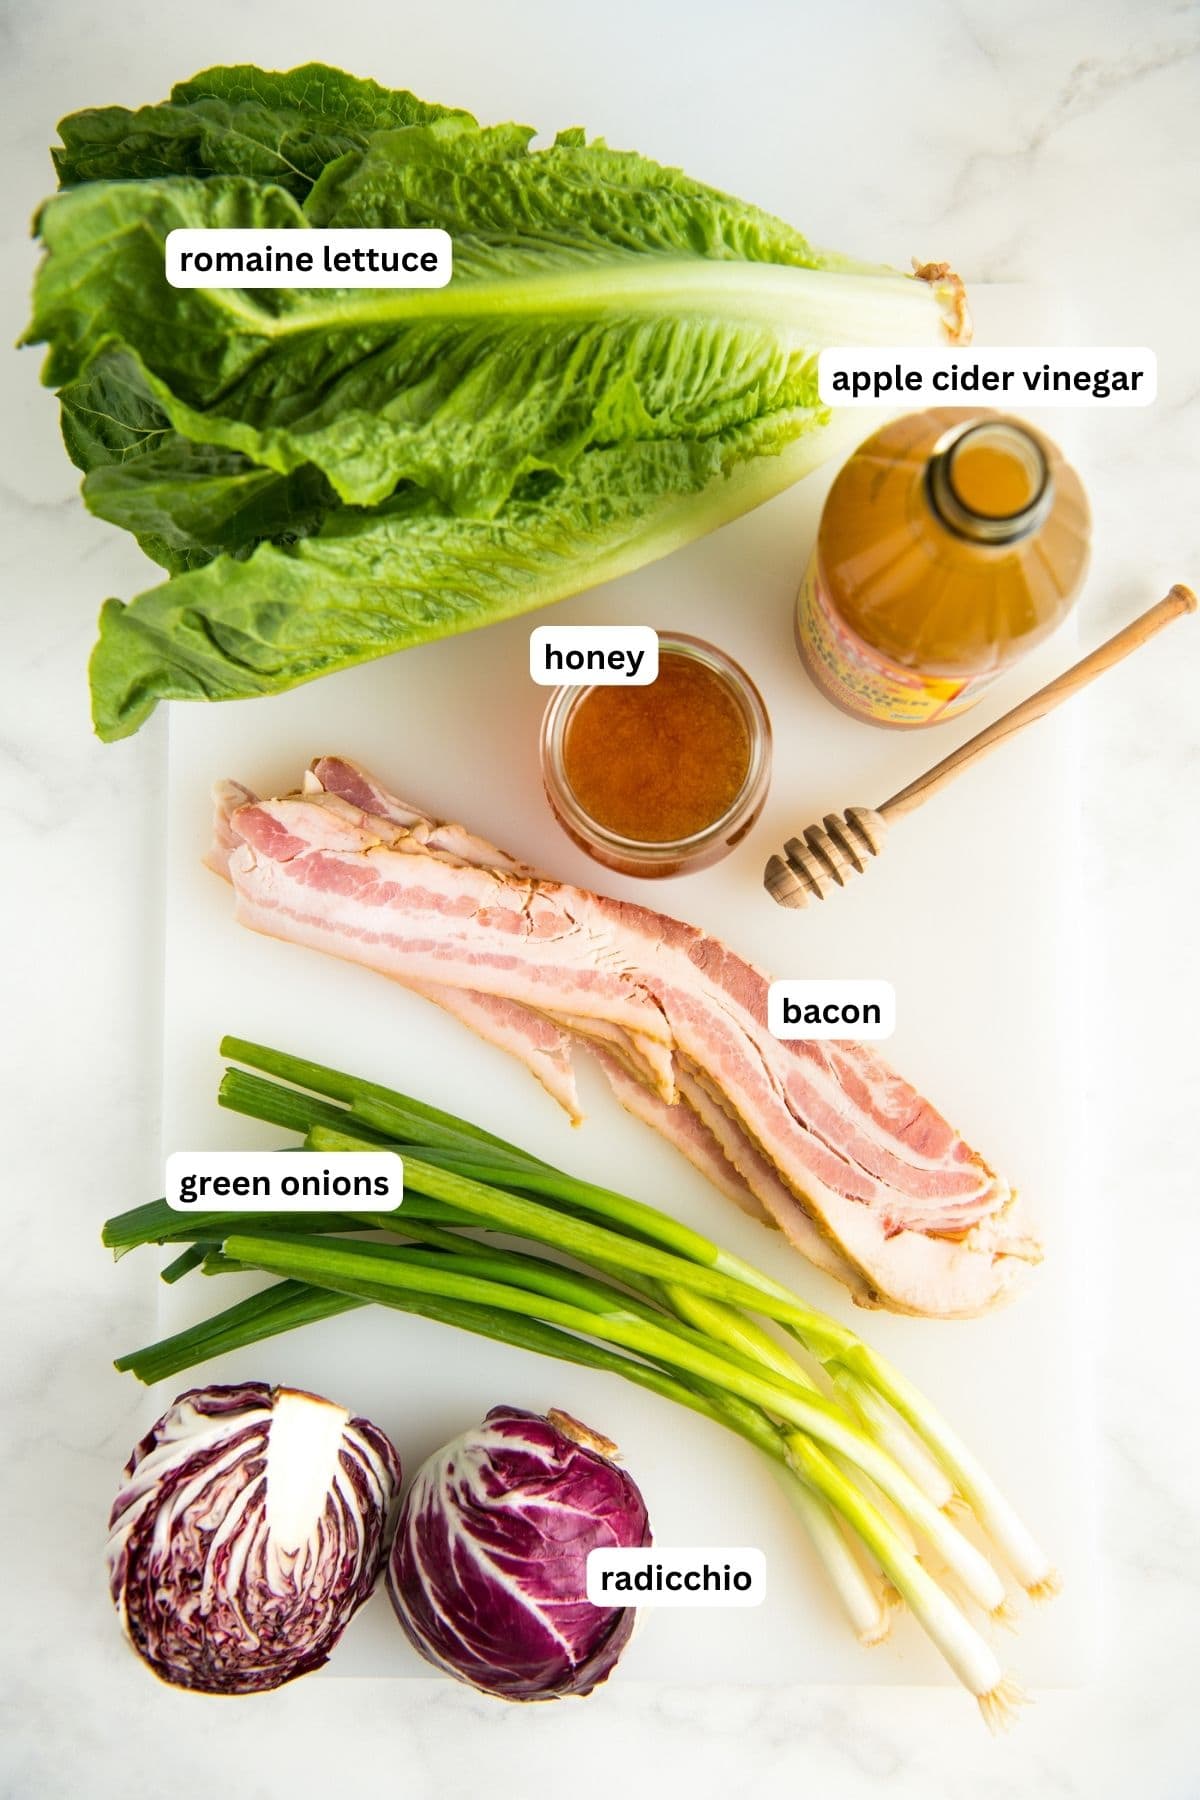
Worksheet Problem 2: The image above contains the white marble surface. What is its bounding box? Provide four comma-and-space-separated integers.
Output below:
2, 2, 1198, 1794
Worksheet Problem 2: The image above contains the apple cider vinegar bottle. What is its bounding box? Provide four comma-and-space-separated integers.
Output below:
795, 409, 1091, 727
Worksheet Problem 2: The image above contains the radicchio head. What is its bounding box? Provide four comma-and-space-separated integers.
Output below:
388, 1404, 651, 1700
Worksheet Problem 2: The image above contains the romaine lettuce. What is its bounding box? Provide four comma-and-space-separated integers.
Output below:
24, 66, 965, 740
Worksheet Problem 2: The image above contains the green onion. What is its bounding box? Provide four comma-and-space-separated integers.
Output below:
159, 1242, 212, 1284
114, 1278, 366, 1379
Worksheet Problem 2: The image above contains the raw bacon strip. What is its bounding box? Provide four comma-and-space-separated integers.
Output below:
213, 784, 760, 1225
587, 1043, 872, 1301
214, 767, 1040, 1316
227, 795, 671, 1044
586, 1043, 770, 1226
309, 763, 676, 1103
210, 782, 583, 1120
674, 1065, 877, 1301
206, 780, 258, 877
305, 766, 832, 1256
403, 982, 582, 1122
305, 764, 683, 1108
221, 794, 1021, 1313
308, 757, 538, 877
221, 789, 1032, 1313
551, 1015, 676, 1104
306, 761, 684, 1105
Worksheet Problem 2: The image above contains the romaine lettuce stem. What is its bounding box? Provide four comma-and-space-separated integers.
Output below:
216, 263, 955, 346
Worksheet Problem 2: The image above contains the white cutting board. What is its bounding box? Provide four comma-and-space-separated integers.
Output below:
158, 287, 1097, 1687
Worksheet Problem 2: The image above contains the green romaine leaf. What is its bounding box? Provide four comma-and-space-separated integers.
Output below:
84, 444, 336, 566
304, 119, 830, 271
89, 413, 832, 740
53, 62, 471, 193
57, 351, 175, 472
55, 352, 297, 570
55, 347, 336, 569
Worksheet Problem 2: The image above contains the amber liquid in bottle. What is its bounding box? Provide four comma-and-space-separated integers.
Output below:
796, 409, 1091, 727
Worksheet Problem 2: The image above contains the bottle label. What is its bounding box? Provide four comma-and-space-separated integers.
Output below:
796, 557, 996, 725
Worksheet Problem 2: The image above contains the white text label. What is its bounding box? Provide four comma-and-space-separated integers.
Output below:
166, 229, 452, 289
586, 1547, 765, 1608
767, 980, 895, 1040
818, 346, 1156, 408
166, 1150, 404, 1213
530, 625, 659, 686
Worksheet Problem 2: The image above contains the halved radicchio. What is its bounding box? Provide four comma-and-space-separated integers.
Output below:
107, 1381, 401, 1693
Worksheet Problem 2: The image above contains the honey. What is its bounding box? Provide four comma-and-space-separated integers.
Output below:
563, 654, 750, 843
540, 633, 772, 878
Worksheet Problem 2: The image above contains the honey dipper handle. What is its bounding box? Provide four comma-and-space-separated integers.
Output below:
879, 585, 1197, 822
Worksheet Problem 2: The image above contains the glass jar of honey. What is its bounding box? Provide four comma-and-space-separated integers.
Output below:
795, 409, 1091, 727
540, 633, 772, 877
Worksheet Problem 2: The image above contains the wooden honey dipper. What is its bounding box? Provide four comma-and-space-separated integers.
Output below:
765, 584, 1196, 909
